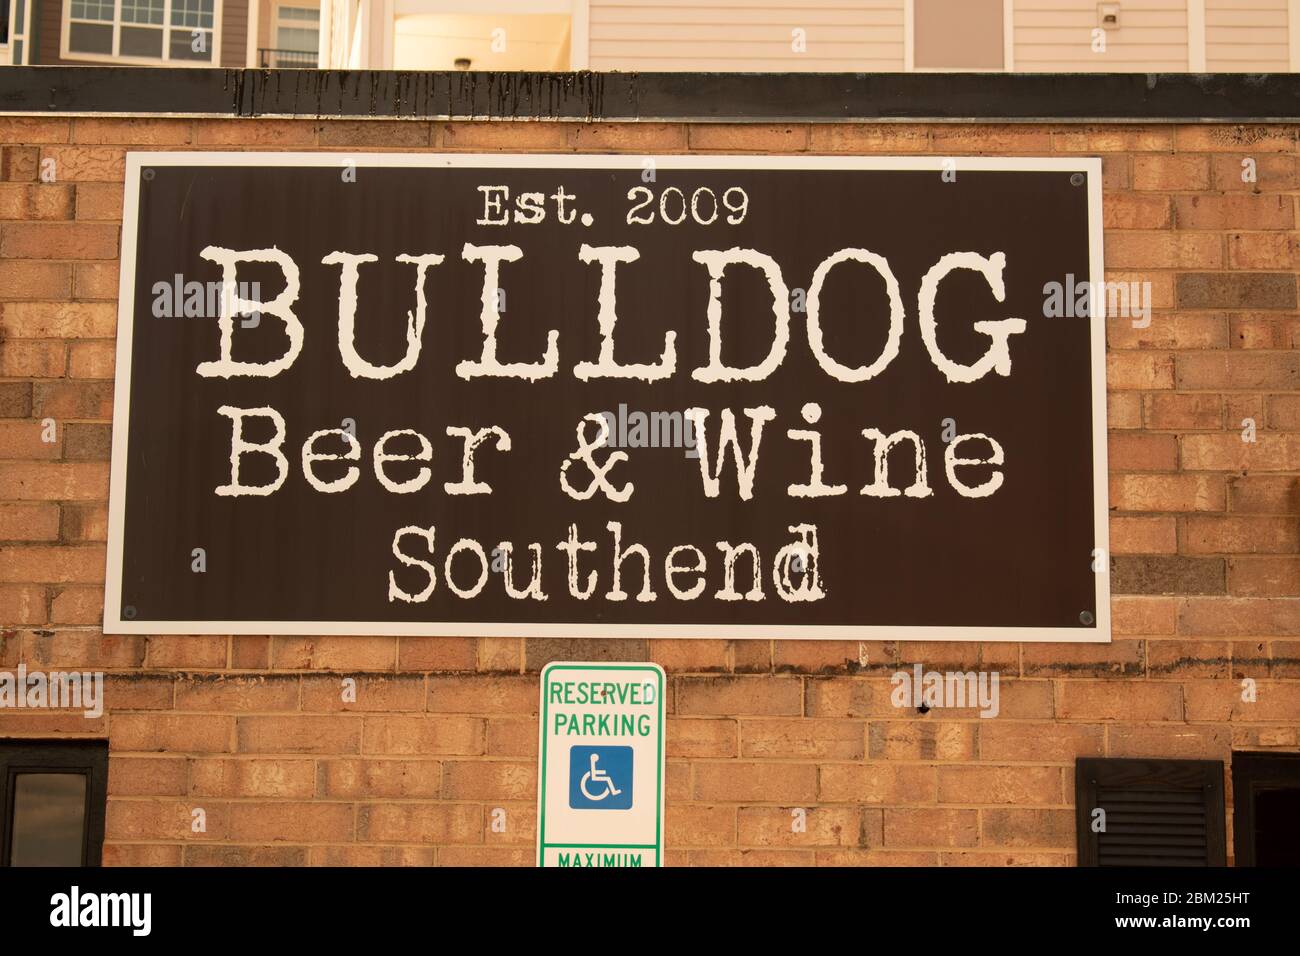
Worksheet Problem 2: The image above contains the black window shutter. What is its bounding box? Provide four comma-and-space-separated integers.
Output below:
1076, 758, 1226, 867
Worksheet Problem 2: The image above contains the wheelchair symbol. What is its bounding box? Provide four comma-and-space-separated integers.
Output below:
568, 745, 633, 810
580, 752, 622, 801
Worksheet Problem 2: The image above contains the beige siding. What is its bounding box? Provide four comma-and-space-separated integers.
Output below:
1206, 0, 1290, 71
222, 0, 250, 68
1014, 0, 1190, 71
588, 0, 905, 72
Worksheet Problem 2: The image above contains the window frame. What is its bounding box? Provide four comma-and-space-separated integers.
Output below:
4, 0, 31, 65
904, 0, 1013, 73
386, 0, 586, 71
0, 740, 108, 867
271, 0, 319, 53
60, 0, 223, 67
1231, 751, 1300, 867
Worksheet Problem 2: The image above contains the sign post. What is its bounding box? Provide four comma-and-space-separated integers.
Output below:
537, 661, 666, 867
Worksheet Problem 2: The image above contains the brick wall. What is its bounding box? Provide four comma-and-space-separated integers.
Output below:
0, 116, 1297, 866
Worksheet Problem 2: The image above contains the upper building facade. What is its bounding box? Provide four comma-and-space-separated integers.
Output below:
1, 0, 319, 67
4, 0, 1299, 72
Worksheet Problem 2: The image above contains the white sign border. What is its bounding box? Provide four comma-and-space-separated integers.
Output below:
104, 152, 1110, 642
535, 660, 667, 868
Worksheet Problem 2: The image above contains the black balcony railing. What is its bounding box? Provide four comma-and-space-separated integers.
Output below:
258, 48, 318, 69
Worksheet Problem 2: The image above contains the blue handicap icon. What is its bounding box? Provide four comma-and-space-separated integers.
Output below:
568, 745, 633, 810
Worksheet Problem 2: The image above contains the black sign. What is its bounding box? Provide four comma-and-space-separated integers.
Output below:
106, 155, 1109, 640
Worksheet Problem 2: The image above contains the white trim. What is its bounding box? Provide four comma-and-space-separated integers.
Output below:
265, 0, 322, 66
60, 0, 224, 67
245, 0, 258, 67
107, 151, 1109, 643
6, 0, 31, 65
1187, 0, 1206, 72
568, 0, 587, 70
1290, 0, 1300, 71
903, 0, 914, 71
1002, 0, 1014, 71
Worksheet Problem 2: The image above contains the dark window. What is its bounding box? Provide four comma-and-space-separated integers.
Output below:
1076, 758, 1226, 866
1231, 752, 1300, 866
1, 741, 108, 867
1, 0, 10, 44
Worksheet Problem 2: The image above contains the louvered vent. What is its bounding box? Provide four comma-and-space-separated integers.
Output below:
1076, 759, 1226, 867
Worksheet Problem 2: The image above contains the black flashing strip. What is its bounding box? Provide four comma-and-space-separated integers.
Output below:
2, 68, 1300, 122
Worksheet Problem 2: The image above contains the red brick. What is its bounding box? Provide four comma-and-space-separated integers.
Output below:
111, 714, 234, 753
1143, 393, 1221, 430
0, 502, 61, 540
1109, 433, 1179, 471
695, 762, 818, 802
867, 721, 978, 760
739, 718, 864, 759
690, 125, 810, 152
300, 673, 424, 712
1056, 680, 1182, 720
1174, 194, 1294, 230
978, 722, 1104, 761
1110, 516, 1177, 554
738, 806, 865, 847
356, 802, 481, 843
175, 674, 301, 711
883, 808, 978, 847
0, 545, 104, 583
1133, 154, 1210, 190
37, 147, 127, 183
269, 636, 395, 670
1106, 352, 1175, 390
72, 262, 119, 300
236, 715, 361, 754
50, 585, 103, 625
396, 636, 476, 671
361, 715, 485, 755
1185, 516, 1300, 554
1181, 433, 1300, 472
0, 183, 75, 220
1110, 474, 1225, 513
676, 676, 802, 715
818, 764, 936, 804
227, 802, 354, 842
1179, 597, 1300, 636
75, 183, 125, 221
317, 758, 442, 798
72, 118, 192, 146
1, 301, 116, 337
0, 585, 47, 626
108, 757, 188, 796
1229, 556, 1300, 597
67, 340, 115, 379
937, 766, 1063, 805
1233, 315, 1300, 350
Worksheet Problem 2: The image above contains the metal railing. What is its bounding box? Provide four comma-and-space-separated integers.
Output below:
258, 48, 318, 69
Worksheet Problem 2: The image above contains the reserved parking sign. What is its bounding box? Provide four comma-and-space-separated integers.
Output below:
537, 662, 666, 867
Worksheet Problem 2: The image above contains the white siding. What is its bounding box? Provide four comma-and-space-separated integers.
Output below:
1014, 0, 1190, 71
588, 0, 906, 72
1206, 0, 1290, 71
